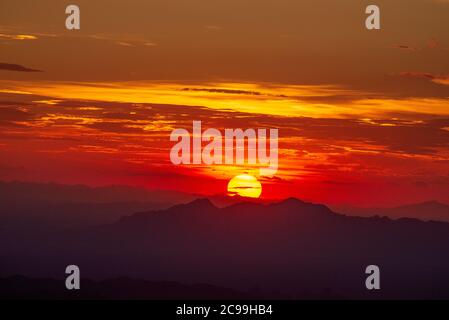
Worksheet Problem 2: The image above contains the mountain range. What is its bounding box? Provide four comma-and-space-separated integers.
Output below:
2, 181, 449, 229
1, 194, 449, 299
332, 201, 449, 223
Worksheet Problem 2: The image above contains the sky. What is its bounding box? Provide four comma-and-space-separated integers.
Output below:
0, 0, 449, 206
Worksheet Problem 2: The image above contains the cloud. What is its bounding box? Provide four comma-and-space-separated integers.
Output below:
393, 44, 417, 51
0, 33, 37, 40
181, 87, 266, 96
0, 63, 42, 72
399, 72, 436, 79
116, 42, 133, 47
0, 28, 157, 48
433, 77, 449, 86
399, 72, 449, 86
89, 34, 157, 47
2, 92, 448, 157
392, 38, 441, 51
0, 106, 33, 121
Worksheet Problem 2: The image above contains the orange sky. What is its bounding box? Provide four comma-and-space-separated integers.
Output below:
1, 0, 449, 206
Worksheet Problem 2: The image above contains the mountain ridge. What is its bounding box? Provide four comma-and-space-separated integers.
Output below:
2, 196, 449, 299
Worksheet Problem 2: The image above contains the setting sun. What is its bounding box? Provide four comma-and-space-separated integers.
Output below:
227, 174, 262, 198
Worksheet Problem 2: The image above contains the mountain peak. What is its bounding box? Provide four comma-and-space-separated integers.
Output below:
271, 197, 310, 208
184, 198, 216, 209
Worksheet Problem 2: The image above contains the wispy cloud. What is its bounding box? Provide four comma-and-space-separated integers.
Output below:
2, 80, 448, 120
0, 27, 157, 48
399, 72, 449, 86
392, 38, 441, 51
0, 33, 37, 40
0, 63, 42, 72
393, 44, 417, 51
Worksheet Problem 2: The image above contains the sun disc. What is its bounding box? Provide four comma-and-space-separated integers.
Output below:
227, 174, 262, 198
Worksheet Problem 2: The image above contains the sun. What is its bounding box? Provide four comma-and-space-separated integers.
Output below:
227, 174, 262, 198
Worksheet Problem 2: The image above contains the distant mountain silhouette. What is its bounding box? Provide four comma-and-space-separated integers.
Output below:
2, 181, 447, 229
333, 201, 449, 223
0, 181, 198, 228
0, 181, 198, 204
2, 197, 449, 299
